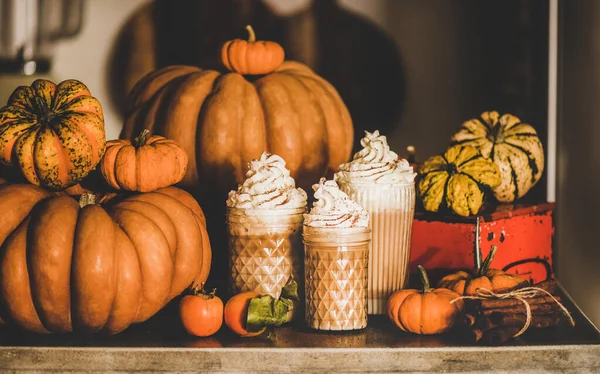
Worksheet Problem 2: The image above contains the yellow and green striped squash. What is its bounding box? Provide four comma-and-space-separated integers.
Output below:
0, 79, 106, 189
418, 145, 501, 217
450, 111, 544, 202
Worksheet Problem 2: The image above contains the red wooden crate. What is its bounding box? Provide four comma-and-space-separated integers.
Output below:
409, 202, 555, 284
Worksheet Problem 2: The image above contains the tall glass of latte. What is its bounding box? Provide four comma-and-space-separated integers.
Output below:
335, 131, 416, 315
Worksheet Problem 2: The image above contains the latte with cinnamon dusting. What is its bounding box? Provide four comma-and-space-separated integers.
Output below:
334, 130, 415, 185
226, 152, 307, 301
227, 152, 307, 210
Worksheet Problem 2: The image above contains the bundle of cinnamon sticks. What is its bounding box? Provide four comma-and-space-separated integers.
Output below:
461, 279, 575, 345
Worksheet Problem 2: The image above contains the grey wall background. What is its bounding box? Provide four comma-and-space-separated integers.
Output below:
558, 0, 600, 327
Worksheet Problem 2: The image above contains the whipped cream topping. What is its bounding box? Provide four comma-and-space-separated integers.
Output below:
227, 152, 307, 209
335, 130, 416, 184
304, 178, 369, 228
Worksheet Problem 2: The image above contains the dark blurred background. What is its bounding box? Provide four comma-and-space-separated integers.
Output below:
108, 0, 550, 194
2, 0, 598, 326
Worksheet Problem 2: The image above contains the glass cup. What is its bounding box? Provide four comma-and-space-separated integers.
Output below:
337, 181, 415, 315
303, 226, 371, 331
226, 207, 305, 300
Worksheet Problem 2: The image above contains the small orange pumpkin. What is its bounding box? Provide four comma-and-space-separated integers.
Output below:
437, 246, 529, 296
387, 265, 464, 335
221, 25, 285, 75
100, 130, 187, 192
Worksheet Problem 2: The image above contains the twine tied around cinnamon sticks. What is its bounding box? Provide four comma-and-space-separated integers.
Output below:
451, 286, 575, 338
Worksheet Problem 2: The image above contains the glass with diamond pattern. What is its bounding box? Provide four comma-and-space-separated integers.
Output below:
226, 207, 305, 300
303, 226, 371, 331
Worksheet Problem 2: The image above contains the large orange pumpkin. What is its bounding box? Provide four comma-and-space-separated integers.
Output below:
0, 79, 106, 190
121, 42, 353, 195
0, 182, 211, 334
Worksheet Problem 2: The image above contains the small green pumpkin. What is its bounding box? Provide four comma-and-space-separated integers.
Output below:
450, 111, 544, 202
418, 145, 501, 217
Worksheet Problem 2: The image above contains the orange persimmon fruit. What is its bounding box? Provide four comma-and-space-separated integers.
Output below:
224, 291, 266, 337
179, 286, 223, 337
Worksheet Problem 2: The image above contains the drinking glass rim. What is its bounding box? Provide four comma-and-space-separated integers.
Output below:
302, 225, 371, 233
226, 206, 307, 215
302, 225, 371, 245
336, 179, 415, 187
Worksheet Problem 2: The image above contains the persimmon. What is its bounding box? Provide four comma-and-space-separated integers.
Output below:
224, 291, 265, 337
179, 286, 223, 337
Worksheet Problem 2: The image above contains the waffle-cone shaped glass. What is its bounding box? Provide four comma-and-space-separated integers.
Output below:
303, 226, 370, 331
226, 207, 305, 299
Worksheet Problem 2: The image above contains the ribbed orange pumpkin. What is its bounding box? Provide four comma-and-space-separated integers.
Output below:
221, 25, 285, 75
387, 266, 464, 335
0, 182, 211, 334
0, 79, 106, 190
121, 56, 353, 196
437, 247, 529, 296
100, 130, 188, 192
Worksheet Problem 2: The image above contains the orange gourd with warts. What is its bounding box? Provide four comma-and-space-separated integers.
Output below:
0, 79, 105, 189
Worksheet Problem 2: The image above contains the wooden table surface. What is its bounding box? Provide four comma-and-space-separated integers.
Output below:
0, 284, 598, 373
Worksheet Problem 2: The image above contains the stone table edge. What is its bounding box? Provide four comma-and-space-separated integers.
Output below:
1, 344, 599, 373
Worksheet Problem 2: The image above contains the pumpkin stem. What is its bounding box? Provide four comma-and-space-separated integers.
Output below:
134, 129, 150, 148
418, 265, 431, 293
79, 193, 97, 208
445, 162, 459, 176
488, 122, 506, 144
478, 245, 498, 276
246, 25, 256, 43
33, 96, 54, 127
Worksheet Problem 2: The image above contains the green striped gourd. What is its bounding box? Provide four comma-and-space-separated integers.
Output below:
418, 145, 501, 217
450, 111, 544, 202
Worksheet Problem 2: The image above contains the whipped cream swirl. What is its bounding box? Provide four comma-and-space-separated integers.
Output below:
304, 178, 369, 228
227, 152, 307, 209
335, 130, 416, 184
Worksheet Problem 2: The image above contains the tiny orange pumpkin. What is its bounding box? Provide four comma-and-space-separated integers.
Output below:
437, 246, 530, 296
100, 130, 187, 192
221, 25, 285, 75
387, 265, 464, 335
